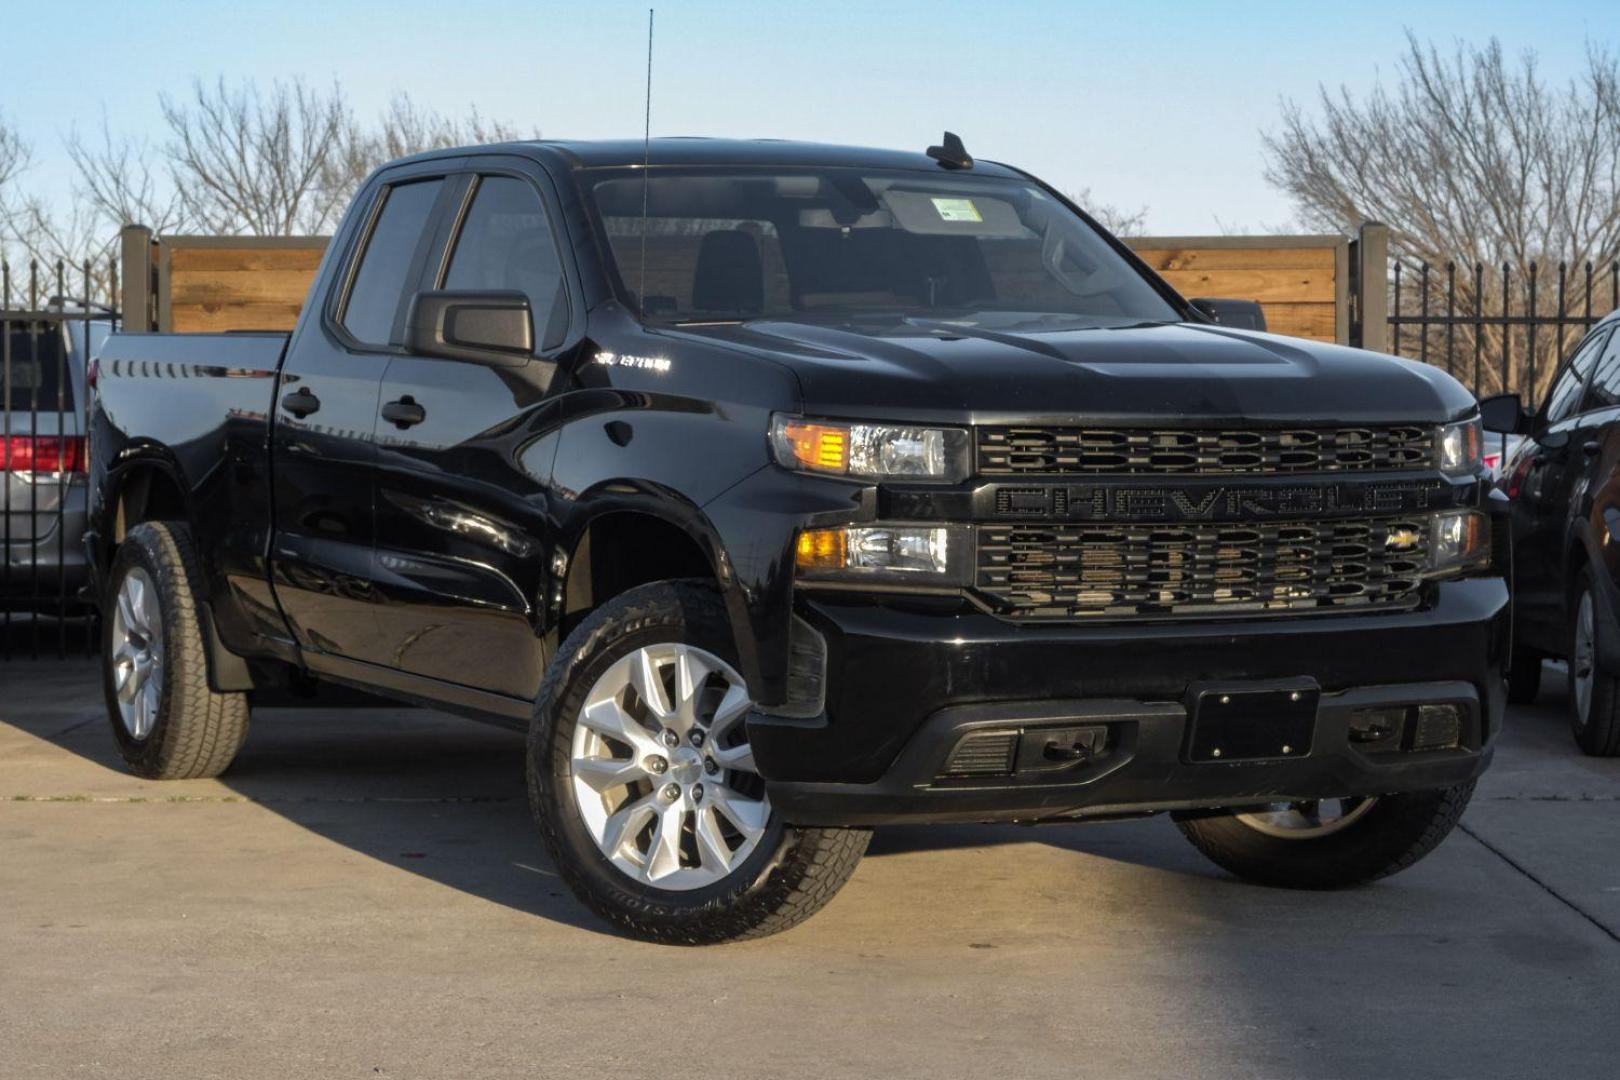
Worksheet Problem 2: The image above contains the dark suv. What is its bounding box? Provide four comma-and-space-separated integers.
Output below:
1487, 309, 1620, 756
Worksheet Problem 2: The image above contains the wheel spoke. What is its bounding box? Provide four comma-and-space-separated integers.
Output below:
710, 741, 756, 775
712, 789, 768, 835
572, 754, 647, 794
675, 646, 713, 714
599, 794, 658, 860
645, 803, 686, 881
579, 697, 651, 752
631, 649, 673, 721
694, 806, 734, 874
709, 684, 751, 740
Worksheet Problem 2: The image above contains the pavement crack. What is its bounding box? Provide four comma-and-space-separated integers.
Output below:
1459, 821, 1620, 946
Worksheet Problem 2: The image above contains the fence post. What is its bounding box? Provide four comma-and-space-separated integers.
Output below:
119, 224, 155, 332
1356, 222, 1391, 354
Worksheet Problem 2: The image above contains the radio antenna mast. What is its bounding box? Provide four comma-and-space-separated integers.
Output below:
639, 7, 654, 318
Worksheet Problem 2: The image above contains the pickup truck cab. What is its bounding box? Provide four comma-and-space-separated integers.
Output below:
88, 136, 1508, 943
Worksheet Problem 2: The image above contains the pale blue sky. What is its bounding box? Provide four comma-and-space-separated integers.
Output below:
3, 0, 1613, 233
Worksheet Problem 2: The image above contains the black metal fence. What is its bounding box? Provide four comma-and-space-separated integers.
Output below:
1386, 258, 1620, 409
2, 256, 120, 659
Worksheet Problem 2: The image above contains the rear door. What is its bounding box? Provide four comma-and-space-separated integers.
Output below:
270, 171, 450, 658
369, 162, 577, 698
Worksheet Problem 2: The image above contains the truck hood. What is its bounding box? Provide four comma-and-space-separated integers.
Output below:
667, 317, 1476, 425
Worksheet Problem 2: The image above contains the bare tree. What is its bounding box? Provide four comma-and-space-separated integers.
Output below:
67, 115, 188, 236
161, 76, 350, 235
1067, 187, 1149, 236
322, 93, 535, 208
0, 110, 28, 200
1265, 34, 1620, 395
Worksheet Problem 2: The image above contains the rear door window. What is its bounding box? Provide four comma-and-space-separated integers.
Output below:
2, 324, 71, 412
341, 179, 446, 346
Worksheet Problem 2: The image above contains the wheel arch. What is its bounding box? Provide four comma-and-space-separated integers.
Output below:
556, 489, 758, 688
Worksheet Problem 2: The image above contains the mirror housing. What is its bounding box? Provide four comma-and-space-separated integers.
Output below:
1190, 297, 1267, 332
405, 290, 533, 367
1479, 392, 1529, 435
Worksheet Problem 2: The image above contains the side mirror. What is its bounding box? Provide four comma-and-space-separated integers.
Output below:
405, 290, 533, 367
1479, 392, 1529, 435
1190, 297, 1267, 332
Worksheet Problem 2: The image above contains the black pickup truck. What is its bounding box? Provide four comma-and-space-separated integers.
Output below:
87, 135, 1508, 943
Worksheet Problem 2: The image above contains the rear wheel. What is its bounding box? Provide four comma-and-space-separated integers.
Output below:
1174, 783, 1475, 889
102, 521, 250, 779
1569, 571, 1620, 756
529, 581, 869, 944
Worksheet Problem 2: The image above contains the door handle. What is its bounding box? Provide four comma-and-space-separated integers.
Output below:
381, 396, 426, 429
1583, 439, 1603, 458
280, 386, 320, 418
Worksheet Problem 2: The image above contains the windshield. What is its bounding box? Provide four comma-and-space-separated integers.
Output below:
586, 167, 1181, 330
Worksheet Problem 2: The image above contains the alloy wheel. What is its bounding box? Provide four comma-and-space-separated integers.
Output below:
110, 567, 164, 740
1233, 796, 1378, 839
1574, 589, 1596, 725
569, 643, 769, 891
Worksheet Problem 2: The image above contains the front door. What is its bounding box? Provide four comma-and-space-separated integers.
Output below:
270, 174, 448, 659
1513, 327, 1611, 642
370, 167, 577, 699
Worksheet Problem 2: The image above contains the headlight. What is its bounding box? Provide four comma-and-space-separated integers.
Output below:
770, 415, 970, 482
1437, 416, 1483, 475
1428, 509, 1490, 575
795, 525, 972, 585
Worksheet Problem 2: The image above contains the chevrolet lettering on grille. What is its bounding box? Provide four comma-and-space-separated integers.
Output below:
990, 481, 1447, 523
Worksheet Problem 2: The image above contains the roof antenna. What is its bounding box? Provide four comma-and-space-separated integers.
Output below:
638, 7, 654, 319
927, 131, 973, 170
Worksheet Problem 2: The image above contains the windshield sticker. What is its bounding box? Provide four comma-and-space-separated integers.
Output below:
930, 197, 982, 223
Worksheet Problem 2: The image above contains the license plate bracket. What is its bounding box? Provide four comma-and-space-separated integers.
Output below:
1186, 680, 1320, 763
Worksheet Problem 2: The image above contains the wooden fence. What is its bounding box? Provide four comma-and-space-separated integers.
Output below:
119, 225, 1352, 343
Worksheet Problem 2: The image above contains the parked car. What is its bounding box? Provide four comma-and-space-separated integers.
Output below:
1484, 433, 1524, 479
2, 303, 113, 613
1484, 310, 1620, 756
86, 136, 1508, 943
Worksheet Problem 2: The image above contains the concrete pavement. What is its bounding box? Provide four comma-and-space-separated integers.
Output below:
1, 658, 1616, 1079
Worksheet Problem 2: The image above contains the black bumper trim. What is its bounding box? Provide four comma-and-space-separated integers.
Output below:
765, 680, 1498, 827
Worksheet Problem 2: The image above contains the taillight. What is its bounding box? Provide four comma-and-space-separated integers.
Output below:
0, 435, 86, 474
86, 357, 100, 391
1505, 452, 1535, 500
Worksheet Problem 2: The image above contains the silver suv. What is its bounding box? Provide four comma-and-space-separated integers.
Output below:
3, 304, 113, 614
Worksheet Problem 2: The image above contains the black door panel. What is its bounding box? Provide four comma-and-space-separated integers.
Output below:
368, 169, 574, 698
269, 174, 449, 658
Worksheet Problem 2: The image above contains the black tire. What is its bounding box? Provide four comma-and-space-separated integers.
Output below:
102, 521, 250, 779
1505, 648, 1543, 705
528, 580, 869, 944
1569, 569, 1620, 756
1174, 782, 1475, 889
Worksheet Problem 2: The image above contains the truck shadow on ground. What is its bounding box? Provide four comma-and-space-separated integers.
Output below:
16, 659, 1592, 944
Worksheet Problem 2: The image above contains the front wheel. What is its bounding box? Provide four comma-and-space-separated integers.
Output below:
1569, 570, 1620, 756
528, 581, 869, 944
1174, 783, 1475, 889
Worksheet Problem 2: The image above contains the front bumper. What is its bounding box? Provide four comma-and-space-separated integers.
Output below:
752, 577, 1508, 826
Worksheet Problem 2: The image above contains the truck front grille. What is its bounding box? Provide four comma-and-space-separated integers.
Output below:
978, 426, 1434, 476
976, 517, 1429, 620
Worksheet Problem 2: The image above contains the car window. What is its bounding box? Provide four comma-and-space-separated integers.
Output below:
1581, 331, 1620, 412
2, 323, 71, 412
1544, 329, 1609, 424
341, 179, 445, 346
443, 176, 566, 350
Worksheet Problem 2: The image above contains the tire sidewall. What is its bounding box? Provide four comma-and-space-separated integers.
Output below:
529, 584, 791, 918
102, 526, 177, 767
